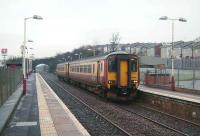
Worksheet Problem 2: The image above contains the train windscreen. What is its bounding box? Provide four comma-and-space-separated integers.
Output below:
130, 59, 137, 72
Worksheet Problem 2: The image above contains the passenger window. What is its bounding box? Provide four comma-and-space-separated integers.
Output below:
84, 65, 87, 73
88, 65, 91, 73
80, 65, 83, 72
131, 61, 137, 72
108, 60, 116, 72
77, 66, 80, 72
93, 64, 95, 73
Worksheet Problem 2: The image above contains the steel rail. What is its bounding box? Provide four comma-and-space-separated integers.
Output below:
114, 104, 189, 136
136, 103, 200, 127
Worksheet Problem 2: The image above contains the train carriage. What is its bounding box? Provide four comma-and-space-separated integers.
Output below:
56, 51, 139, 101
56, 63, 69, 80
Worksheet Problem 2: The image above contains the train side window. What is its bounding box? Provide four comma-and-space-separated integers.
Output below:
100, 63, 102, 72
131, 60, 137, 72
73, 66, 75, 72
108, 60, 116, 72
93, 64, 95, 73
88, 65, 91, 73
70, 66, 72, 72
80, 65, 83, 73
77, 66, 80, 72
84, 65, 87, 73
86, 65, 89, 73
71, 66, 73, 72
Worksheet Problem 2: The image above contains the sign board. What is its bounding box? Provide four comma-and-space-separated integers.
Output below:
1, 48, 8, 56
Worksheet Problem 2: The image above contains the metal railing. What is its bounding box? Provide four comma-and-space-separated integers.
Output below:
0, 67, 22, 106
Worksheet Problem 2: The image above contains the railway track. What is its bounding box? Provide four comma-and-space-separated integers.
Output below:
113, 104, 189, 136
136, 103, 200, 127
41, 73, 200, 136
41, 74, 132, 136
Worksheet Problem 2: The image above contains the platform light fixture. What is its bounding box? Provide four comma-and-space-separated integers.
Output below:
22, 15, 43, 95
159, 16, 187, 90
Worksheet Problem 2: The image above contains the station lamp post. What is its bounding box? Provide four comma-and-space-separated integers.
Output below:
26, 40, 34, 56
67, 56, 72, 61
88, 48, 96, 56
159, 16, 187, 90
75, 52, 82, 59
22, 15, 43, 95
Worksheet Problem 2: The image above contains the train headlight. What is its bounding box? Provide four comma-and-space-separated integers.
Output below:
108, 80, 115, 84
131, 80, 138, 84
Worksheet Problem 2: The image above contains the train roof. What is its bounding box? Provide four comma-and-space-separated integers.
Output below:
57, 62, 68, 66
57, 51, 137, 65
69, 51, 130, 64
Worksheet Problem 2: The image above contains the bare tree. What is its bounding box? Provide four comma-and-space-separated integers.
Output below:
109, 33, 120, 52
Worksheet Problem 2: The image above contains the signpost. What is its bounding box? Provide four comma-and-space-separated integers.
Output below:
1, 48, 8, 66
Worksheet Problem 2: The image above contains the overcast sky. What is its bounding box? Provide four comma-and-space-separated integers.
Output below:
0, 0, 200, 59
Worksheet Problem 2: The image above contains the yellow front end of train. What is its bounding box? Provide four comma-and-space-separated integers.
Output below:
106, 53, 139, 100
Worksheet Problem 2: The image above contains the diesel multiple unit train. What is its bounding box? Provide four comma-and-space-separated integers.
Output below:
56, 51, 139, 100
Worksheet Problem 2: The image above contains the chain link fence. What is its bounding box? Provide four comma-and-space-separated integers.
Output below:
0, 67, 22, 107
167, 58, 200, 90
140, 58, 200, 90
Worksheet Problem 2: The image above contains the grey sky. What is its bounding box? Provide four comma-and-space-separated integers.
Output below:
0, 0, 200, 58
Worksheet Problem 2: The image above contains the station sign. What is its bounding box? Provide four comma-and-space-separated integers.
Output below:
1, 48, 8, 56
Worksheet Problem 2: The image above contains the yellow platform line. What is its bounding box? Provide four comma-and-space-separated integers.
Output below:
38, 74, 90, 136
36, 74, 58, 136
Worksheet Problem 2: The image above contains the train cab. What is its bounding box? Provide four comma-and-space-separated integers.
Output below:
105, 52, 139, 100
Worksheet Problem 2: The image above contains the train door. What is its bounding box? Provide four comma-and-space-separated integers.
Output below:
97, 61, 100, 83
66, 63, 69, 78
120, 60, 128, 86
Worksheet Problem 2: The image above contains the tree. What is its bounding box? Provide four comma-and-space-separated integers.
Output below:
109, 33, 120, 52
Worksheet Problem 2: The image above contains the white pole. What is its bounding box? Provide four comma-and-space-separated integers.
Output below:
93, 48, 95, 56
171, 20, 174, 77
171, 20, 175, 90
23, 18, 27, 79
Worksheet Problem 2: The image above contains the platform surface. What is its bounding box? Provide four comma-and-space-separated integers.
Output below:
2, 73, 90, 136
139, 85, 200, 104
36, 74, 90, 136
2, 74, 40, 136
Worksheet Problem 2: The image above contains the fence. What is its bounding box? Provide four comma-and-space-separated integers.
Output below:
0, 67, 22, 107
140, 58, 200, 90
166, 58, 200, 90
166, 58, 200, 69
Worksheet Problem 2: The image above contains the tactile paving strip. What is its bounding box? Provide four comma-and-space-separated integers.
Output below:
36, 75, 58, 136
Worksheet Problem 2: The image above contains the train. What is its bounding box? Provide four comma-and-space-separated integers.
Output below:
56, 51, 140, 101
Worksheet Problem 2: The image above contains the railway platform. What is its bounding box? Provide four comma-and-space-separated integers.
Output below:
138, 85, 200, 125
1, 73, 90, 136
139, 85, 200, 104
